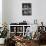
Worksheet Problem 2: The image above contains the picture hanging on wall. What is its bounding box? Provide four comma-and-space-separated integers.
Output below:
22, 3, 32, 15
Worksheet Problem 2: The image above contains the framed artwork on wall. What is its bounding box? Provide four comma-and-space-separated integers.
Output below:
22, 3, 32, 15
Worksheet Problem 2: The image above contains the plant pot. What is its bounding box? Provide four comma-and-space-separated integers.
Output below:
0, 38, 5, 44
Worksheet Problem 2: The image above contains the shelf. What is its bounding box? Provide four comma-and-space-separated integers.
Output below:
10, 32, 23, 33
9, 25, 31, 36
10, 32, 15, 33
16, 32, 23, 33
9, 24, 38, 26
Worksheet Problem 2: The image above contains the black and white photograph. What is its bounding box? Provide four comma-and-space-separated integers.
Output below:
22, 3, 31, 8
22, 3, 32, 15
22, 9, 31, 15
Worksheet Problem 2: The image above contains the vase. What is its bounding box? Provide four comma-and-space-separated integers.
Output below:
0, 38, 5, 44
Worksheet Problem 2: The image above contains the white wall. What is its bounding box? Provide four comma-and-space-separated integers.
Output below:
2, 0, 46, 26
0, 0, 2, 27
2, 0, 8, 24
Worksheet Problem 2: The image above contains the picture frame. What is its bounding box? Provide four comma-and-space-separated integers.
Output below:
22, 3, 32, 15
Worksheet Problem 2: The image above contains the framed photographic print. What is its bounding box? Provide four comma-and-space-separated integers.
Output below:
22, 3, 32, 15
22, 3, 31, 8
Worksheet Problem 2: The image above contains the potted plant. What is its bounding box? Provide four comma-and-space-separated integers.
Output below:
0, 23, 9, 44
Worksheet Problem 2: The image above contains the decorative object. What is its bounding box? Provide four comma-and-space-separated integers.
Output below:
22, 3, 32, 15
26, 27, 32, 40
0, 23, 9, 38
34, 19, 37, 24
0, 22, 9, 44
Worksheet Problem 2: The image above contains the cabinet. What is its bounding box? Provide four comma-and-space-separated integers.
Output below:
9, 25, 30, 37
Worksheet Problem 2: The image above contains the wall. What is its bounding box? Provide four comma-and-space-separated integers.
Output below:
2, 0, 46, 26
0, 0, 2, 27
